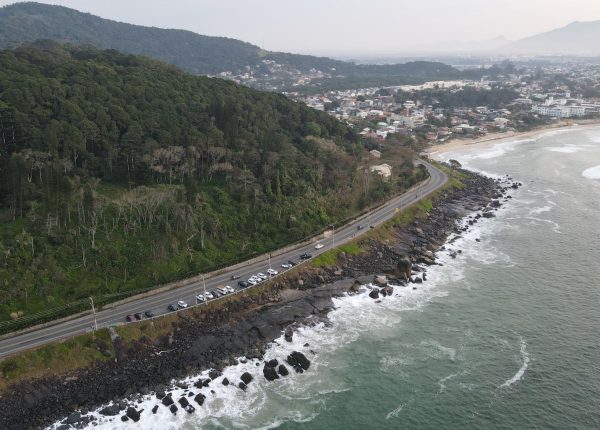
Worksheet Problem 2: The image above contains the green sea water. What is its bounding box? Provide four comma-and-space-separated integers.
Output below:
64, 127, 600, 430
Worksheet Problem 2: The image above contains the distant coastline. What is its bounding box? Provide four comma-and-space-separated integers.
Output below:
427, 118, 600, 157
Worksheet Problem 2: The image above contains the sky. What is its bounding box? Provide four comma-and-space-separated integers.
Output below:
2, 0, 600, 56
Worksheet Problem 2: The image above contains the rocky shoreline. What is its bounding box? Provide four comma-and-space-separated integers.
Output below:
0, 168, 520, 429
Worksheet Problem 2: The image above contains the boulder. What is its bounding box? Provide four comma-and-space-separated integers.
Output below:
194, 393, 206, 406
238, 382, 247, 391
186, 405, 196, 413
99, 405, 120, 416
241, 372, 253, 385
263, 364, 279, 381
121, 415, 129, 422
152, 405, 159, 414
369, 289, 379, 299
382, 286, 394, 296
221, 377, 230, 386
161, 394, 174, 406
396, 257, 412, 279
126, 407, 141, 422
278, 364, 289, 376
286, 351, 310, 372
208, 369, 222, 380
266, 359, 278, 368
64, 412, 82, 425
169, 404, 178, 415
284, 327, 293, 342
155, 390, 166, 400
178, 397, 189, 408
175, 381, 188, 390
374, 275, 388, 286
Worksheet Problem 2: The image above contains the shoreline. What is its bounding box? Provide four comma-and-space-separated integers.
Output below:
426, 118, 600, 157
0, 169, 517, 430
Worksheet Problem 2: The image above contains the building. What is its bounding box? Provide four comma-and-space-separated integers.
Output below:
369, 149, 382, 158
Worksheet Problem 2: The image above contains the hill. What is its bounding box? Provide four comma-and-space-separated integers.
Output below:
0, 2, 461, 90
0, 43, 427, 322
500, 21, 600, 56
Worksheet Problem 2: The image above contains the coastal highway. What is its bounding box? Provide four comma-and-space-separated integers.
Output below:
0, 160, 447, 358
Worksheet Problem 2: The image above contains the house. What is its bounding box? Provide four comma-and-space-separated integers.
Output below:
370, 163, 392, 178
369, 149, 382, 158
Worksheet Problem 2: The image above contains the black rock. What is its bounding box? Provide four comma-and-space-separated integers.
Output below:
121, 415, 129, 422
188, 391, 194, 397
286, 351, 310, 372
152, 405, 159, 414
186, 405, 196, 413
278, 364, 289, 376
241, 372, 253, 385
175, 381, 188, 390
156, 390, 166, 400
161, 394, 174, 406
202, 379, 211, 387
208, 369, 222, 380
263, 364, 279, 381
369, 289, 379, 299
64, 412, 81, 425
169, 404, 178, 414
178, 397, 189, 408
194, 393, 206, 406
222, 377, 229, 386
266, 359, 278, 368
238, 382, 247, 391
126, 407, 141, 422
99, 405, 120, 416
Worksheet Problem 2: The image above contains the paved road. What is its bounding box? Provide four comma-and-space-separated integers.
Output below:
0, 160, 447, 358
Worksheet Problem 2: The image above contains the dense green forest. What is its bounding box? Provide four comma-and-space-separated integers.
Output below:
0, 2, 461, 84
397, 86, 521, 109
0, 43, 427, 321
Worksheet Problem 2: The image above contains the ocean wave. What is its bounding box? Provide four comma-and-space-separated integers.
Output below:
544, 144, 582, 153
499, 337, 530, 388
385, 398, 414, 420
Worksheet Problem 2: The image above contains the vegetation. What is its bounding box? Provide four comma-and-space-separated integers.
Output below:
396, 86, 520, 109
311, 242, 362, 267
0, 43, 426, 322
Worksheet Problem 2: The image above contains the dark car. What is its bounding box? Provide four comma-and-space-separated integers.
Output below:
369, 225, 375, 229
238, 281, 249, 288
357, 225, 363, 230
288, 260, 296, 266
125, 314, 134, 322
231, 274, 241, 280
134, 313, 142, 320
144, 310, 154, 318
211, 289, 223, 297
300, 253, 312, 260
167, 304, 177, 312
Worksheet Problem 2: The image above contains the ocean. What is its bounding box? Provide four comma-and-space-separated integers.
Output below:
52, 126, 600, 429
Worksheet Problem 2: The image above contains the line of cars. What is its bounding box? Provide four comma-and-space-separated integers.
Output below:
196, 285, 235, 303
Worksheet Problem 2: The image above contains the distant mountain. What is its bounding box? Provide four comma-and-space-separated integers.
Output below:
0, 2, 461, 90
500, 21, 600, 56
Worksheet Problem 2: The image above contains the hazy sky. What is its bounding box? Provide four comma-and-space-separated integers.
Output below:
3, 0, 600, 55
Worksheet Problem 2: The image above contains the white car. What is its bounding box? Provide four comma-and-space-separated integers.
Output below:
177, 300, 188, 309
256, 272, 267, 280
204, 292, 214, 300
196, 294, 205, 303
281, 263, 291, 269
315, 243, 324, 249
248, 279, 258, 286
267, 268, 278, 276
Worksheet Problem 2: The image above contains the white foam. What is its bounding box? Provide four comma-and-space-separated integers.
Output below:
385, 398, 414, 420
499, 337, 530, 388
545, 144, 581, 153
582, 165, 600, 180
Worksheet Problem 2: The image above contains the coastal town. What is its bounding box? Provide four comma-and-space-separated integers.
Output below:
282, 63, 600, 146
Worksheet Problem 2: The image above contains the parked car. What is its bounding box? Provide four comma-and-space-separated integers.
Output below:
196, 294, 205, 303
125, 314, 134, 322
144, 310, 155, 318
224, 285, 235, 294
168, 304, 177, 312
238, 281, 249, 288
256, 272, 267, 280
300, 253, 312, 259
211, 289, 223, 297
177, 300, 188, 309
248, 279, 258, 286
369, 225, 374, 229
134, 313, 142, 321
315, 243, 324, 249
204, 291, 214, 300
357, 225, 363, 230
267, 268, 278, 276
231, 274, 241, 280
281, 263, 291, 269
288, 260, 296, 266
216, 286, 228, 295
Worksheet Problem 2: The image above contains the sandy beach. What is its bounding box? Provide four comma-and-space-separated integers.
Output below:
426, 118, 600, 157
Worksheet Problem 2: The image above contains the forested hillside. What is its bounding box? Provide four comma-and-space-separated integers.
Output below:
0, 43, 426, 321
0, 2, 461, 89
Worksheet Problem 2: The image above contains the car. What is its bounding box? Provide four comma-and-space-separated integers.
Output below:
168, 304, 177, 312
238, 281, 249, 288
196, 294, 205, 303
248, 279, 258, 286
134, 313, 142, 321
211, 289, 223, 297
231, 274, 241, 280
256, 272, 267, 280
357, 225, 363, 230
224, 285, 235, 294
204, 291, 214, 300
369, 225, 374, 229
281, 263, 291, 269
267, 268, 278, 276
125, 314, 134, 322
288, 260, 296, 266
300, 253, 312, 259
216, 286, 228, 295
315, 243, 324, 249
177, 300, 188, 309
144, 310, 155, 318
